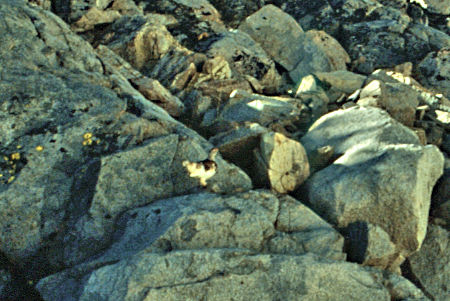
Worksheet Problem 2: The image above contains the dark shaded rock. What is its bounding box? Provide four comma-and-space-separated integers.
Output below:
267, 0, 338, 33
206, 29, 282, 94
416, 47, 450, 99
344, 221, 398, 271
358, 77, 420, 126
209, 122, 269, 173
208, 0, 265, 28
102, 15, 188, 70
141, 0, 227, 50
408, 224, 449, 301
431, 160, 450, 228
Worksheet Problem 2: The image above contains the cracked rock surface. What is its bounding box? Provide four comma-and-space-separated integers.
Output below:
0, 0, 449, 300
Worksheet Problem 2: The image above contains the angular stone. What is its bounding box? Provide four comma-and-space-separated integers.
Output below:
417, 48, 450, 99
358, 79, 420, 126
269, 194, 345, 260
254, 132, 310, 193
314, 70, 367, 94
238, 4, 305, 72
299, 106, 444, 259
300, 106, 421, 156
63, 191, 344, 263
344, 221, 397, 270
72, 7, 121, 32
111, 0, 143, 15
37, 249, 427, 301
411, 0, 450, 15
106, 20, 186, 70
408, 224, 449, 301
130, 77, 185, 117
209, 122, 269, 173
207, 29, 282, 94
205, 89, 304, 130
305, 29, 350, 71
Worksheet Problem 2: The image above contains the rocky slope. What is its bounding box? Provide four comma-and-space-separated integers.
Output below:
0, 0, 448, 300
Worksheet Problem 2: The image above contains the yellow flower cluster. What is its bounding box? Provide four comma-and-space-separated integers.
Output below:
1, 150, 22, 184
82, 132, 101, 146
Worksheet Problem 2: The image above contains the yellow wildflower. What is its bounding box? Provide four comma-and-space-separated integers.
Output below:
11, 153, 20, 160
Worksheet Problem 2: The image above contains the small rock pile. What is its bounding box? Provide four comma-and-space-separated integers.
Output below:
0, 0, 448, 300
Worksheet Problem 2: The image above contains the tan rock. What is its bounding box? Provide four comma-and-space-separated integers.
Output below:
72, 7, 120, 32
254, 132, 310, 193
131, 77, 185, 117
305, 30, 350, 71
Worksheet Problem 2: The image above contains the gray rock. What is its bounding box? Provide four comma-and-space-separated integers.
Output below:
96, 44, 185, 117
203, 89, 304, 131
407, 23, 450, 51
141, 0, 227, 51
52, 0, 116, 23
332, 0, 446, 74
2, 0, 449, 299
307, 145, 335, 174
130, 76, 185, 117
314, 70, 367, 95
411, 0, 450, 15
207, 0, 264, 27
430, 166, 450, 228
36, 249, 427, 301
56, 191, 345, 267
149, 49, 208, 90
238, 5, 349, 83
298, 106, 444, 268
408, 224, 449, 301
110, 0, 143, 15
300, 106, 422, 156
210, 127, 311, 192
269, 194, 345, 260
305, 29, 350, 72
343, 21, 411, 74
27, 0, 51, 10
238, 4, 305, 72
206, 29, 282, 94
268, 0, 336, 32
358, 78, 420, 126
378, 0, 408, 9
0, 0, 103, 73
0, 0, 252, 273
417, 48, 450, 99
63, 135, 252, 265
209, 122, 269, 172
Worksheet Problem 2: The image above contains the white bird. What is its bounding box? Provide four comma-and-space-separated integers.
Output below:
182, 148, 219, 187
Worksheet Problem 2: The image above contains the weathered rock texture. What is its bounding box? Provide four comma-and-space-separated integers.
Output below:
298, 106, 444, 271
0, 0, 448, 300
37, 249, 429, 301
